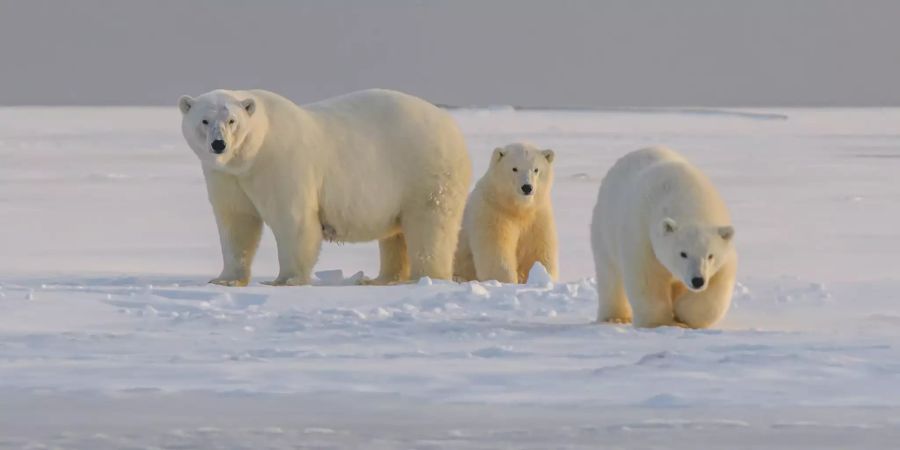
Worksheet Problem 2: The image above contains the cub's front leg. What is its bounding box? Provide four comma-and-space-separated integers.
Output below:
517, 209, 559, 283
471, 215, 520, 283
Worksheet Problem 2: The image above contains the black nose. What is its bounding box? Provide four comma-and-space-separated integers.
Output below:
211, 140, 226, 154
521, 184, 533, 195
691, 277, 705, 289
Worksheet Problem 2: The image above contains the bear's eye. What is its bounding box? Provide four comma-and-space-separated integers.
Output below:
228, 119, 235, 125
201, 120, 209, 125
534, 168, 539, 174
512, 168, 518, 172
680, 251, 688, 259
708, 254, 714, 260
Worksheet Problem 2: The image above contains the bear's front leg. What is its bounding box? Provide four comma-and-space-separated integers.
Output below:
211, 212, 263, 287
625, 276, 677, 328
674, 255, 737, 329
264, 214, 323, 286
205, 170, 263, 287
470, 219, 519, 283
518, 209, 559, 283
622, 252, 677, 327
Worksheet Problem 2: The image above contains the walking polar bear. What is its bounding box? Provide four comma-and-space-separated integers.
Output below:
454, 142, 558, 283
591, 146, 736, 328
178, 89, 472, 286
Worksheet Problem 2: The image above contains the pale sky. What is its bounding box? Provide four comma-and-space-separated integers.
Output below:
2, 0, 899, 107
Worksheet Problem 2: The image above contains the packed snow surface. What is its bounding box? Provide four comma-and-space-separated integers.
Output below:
2, 107, 900, 448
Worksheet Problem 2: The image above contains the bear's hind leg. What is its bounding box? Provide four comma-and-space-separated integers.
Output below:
452, 229, 476, 282
403, 209, 460, 281
366, 233, 410, 285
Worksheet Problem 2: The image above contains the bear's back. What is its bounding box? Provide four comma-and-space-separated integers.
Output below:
593, 146, 730, 246
304, 89, 442, 121
617, 147, 728, 225
596, 147, 680, 218
607, 146, 684, 185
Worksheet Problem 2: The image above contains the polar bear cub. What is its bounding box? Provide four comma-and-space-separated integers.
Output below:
178, 89, 472, 286
454, 142, 558, 283
590, 146, 736, 328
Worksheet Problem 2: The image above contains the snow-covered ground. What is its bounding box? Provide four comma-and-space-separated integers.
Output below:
2, 106, 900, 448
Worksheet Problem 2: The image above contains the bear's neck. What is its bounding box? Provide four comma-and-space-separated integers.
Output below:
484, 181, 540, 219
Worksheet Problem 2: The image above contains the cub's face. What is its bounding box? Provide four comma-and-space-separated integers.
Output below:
651, 218, 735, 292
178, 92, 257, 172
489, 143, 555, 205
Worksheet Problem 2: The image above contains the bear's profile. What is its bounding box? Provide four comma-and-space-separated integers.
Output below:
590, 146, 736, 328
178, 89, 472, 286
454, 142, 558, 283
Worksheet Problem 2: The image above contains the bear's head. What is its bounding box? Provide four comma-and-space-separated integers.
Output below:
651, 218, 735, 292
178, 90, 265, 174
487, 142, 555, 205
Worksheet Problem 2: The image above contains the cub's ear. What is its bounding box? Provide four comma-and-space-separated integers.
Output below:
718, 225, 735, 241
542, 149, 555, 163
241, 98, 256, 116
491, 147, 505, 163
662, 217, 678, 234
178, 95, 193, 115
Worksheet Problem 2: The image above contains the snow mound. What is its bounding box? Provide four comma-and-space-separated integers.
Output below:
527, 262, 554, 287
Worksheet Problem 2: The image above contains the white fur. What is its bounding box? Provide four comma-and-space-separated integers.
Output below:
179, 89, 472, 286
590, 146, 736, 328
454, 142, 558, 283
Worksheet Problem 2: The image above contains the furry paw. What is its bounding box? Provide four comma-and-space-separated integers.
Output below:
209, 278, 249, 287
600, 317, 633, 325
261, 276, 309, 286
358, 277, 406, 286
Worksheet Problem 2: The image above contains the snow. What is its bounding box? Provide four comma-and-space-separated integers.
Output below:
527, 261, 554, 287
3, 106, 900, 448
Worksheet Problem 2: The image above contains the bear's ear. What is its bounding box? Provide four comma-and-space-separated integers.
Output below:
492, 147, 505, 163
718, 225, 735, 241
542, 149, 555, 163
178, 95, 193, 115
241, 98, 256, 116
662, 217, 678, 234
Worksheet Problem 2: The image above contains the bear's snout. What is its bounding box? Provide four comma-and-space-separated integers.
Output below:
691, 277, 705, 289
211, 140, 227, 154
521, 184, 533, 195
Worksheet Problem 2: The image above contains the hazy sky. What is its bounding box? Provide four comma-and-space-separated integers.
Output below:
2, 0, 899, 107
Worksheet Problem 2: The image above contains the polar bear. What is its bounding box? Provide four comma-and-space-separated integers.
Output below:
178, 89, 472, 286
590, 146, 736, 328
453, 142, 558, 283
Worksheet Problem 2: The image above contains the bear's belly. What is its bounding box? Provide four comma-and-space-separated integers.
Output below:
319, 209, 401, 244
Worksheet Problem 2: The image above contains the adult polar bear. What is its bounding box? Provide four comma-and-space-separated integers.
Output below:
178, 89, 472, 286
591, 147, 736, 328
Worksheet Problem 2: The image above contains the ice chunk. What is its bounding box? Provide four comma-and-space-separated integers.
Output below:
527, 262, 553, 287
315, 269, 344, 284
